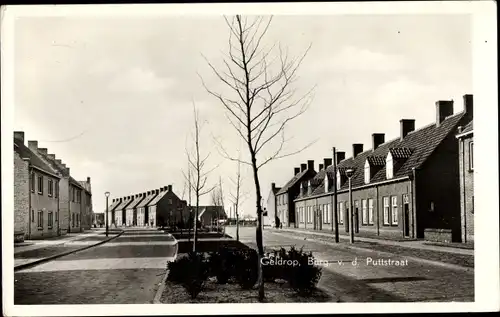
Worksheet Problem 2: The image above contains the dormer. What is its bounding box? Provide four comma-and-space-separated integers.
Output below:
336, 168, 351, 190
307, 180, 312, 195
386, 148, 413, 179
365, 156, 385, 184
324, 173, 329, 193
300, 182, 304, 196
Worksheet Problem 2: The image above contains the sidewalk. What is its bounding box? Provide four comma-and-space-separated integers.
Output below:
269, 227, 473, 256
14, 229, 123, 270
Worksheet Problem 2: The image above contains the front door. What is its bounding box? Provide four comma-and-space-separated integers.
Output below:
404, 203, 410, 237
345, 207, 349, 232
354, 206, 360, 233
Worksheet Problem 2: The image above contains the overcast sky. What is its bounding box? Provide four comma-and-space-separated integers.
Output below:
13, 13, 472, 218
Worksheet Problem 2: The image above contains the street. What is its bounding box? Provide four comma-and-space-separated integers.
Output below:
226, 226, 474, 302
14, 228, 177, 304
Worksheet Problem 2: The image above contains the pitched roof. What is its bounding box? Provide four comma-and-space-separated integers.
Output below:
272, 187, 281, 194
457, 121, 473, 138
114, 197, 134, 211
276, 168, 316, 195
147, 190, 167, 207
108, 199, 122, 211
13, 138, 60, 177
69, 176, 85, 190
126, 195, 145, 210
366, 156, 386, 166
136, 192, 158, 208
197, 206, 226, 219
296, 111, 468, 199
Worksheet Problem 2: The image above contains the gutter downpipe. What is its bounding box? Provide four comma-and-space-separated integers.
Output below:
332, 147, 339, 242
28, 165, 32, 239
461, 137, 467, 243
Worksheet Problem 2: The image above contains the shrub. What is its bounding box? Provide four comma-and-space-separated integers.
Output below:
283, 246, 322, 295
207, 246, 238, 284
233, 249, 259, 289
166, 252, 209, 299
262, 250, 285, 282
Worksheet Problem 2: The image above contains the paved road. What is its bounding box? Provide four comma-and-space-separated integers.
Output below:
14, 228, 177, 304
226, 226, 474, 302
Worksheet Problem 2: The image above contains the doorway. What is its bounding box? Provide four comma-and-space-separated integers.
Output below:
404, 203, 410, 237
354, 203, 360, 233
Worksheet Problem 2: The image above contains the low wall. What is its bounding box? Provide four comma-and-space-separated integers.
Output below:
424, 228, 453, 243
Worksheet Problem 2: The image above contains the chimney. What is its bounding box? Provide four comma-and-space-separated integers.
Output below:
319, 164, 324, 171
28, 140, 38, 151
307, 160, 314, 171
300, 164, 307, 172
336, 152, 345, 164
353, 144, 364, 158
400, 119, 416, 141
436, 100, 454, 126
464, 94, 473, 117
64, 167, 70, 177
112, 199, 115, 202
87, 177, 91, 183
39, 148, 48, 155
457, 126, 463, 134
156, 189, 159, 195
323, 158, 333, 169
160, 187, 164, 192
164, 186, 168, 191
271, 183, 276, 191
294, 167, 300, 175
168, 185, 172, 192
372, 133, 385, 151
47, 154, 56, 161
14, 131, 25, 143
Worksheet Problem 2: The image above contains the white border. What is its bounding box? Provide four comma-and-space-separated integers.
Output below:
2, 1, 498, 315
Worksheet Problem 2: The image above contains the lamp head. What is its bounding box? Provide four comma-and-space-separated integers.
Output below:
345, 168, 355, 178
105, 191, 110, 197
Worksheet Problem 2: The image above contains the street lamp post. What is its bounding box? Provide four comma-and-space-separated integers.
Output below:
105, 191, 110, 237
345, 169, 355, 244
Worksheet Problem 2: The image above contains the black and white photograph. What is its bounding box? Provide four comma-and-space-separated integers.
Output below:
1, 2, 498, 315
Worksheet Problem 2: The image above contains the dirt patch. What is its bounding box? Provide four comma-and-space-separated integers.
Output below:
161, 279, 334, 303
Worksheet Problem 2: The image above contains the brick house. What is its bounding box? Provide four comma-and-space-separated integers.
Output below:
292, 95, 473, 242
148, 185, 189, 227
275, 160, 317, 227
106, 197, 122, 226
28, 140, 92, 234
113, 195, 134, 226
14, 132, 60, 241
124, 193, 145, 226
456, 121, 474, 243
266, 183, 282, 228
135, 191, 158, 227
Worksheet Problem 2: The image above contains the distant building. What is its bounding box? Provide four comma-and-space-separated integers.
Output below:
275, 161, 317, 227
457, 121, 474, 243
93, 213, 105, 226
266, 183, 281, 228
196, 206, 227, 226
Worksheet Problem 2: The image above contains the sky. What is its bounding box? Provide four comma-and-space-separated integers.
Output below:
12, 13, 472, 218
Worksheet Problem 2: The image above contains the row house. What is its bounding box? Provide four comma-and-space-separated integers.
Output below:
106, 185, 188, 228
197, 206, 227, 226
271, 94, 473, 243
457, 121, 474, 243
275, 160, 317, 227
13, 132, 93, 241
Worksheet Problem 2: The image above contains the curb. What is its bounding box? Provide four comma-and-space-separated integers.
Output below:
271, 230, 473, 273
153, 235, 178, 304
14, 230, 125, 272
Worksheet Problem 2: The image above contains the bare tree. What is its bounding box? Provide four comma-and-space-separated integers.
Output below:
229, 151, 249, 241
200, 15, 315, 301
183, 102, 218, 251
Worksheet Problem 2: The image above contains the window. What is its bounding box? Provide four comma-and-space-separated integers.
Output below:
300, 207, 304, 223
56, 211, 58, 223
30, 172, 35, 192
168, 199, 173, 204
471, 196, 474, 214
469, 142, 474, 171
77, 214, 80, 227
31, 209, 34, 222
48, 211, 53, 229
38, 175, 43, 194
364, 160, 370, 184
339, 202, 344, 224
48, 179, 53, 197
391, 196, 398, 225
386, 152, 394, 179
383, 197, 390, 225
368, 199, 374, 225
77, 190, 81, 203
37, 211, 43, 229
72, 213, 75, 227
325, 204, 331, 224
362, 199, 368, 225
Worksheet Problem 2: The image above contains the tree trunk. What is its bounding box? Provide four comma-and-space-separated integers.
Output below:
251, 156, 265, 302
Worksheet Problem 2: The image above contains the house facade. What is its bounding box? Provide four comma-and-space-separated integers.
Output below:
14, 132, 60, 240
136, 191, 158, 227
197, 206, 227, 226
275, 160, 317, 227
291, 95, 473, 242
457, 121, 474, 243
266, 183, 281, 228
